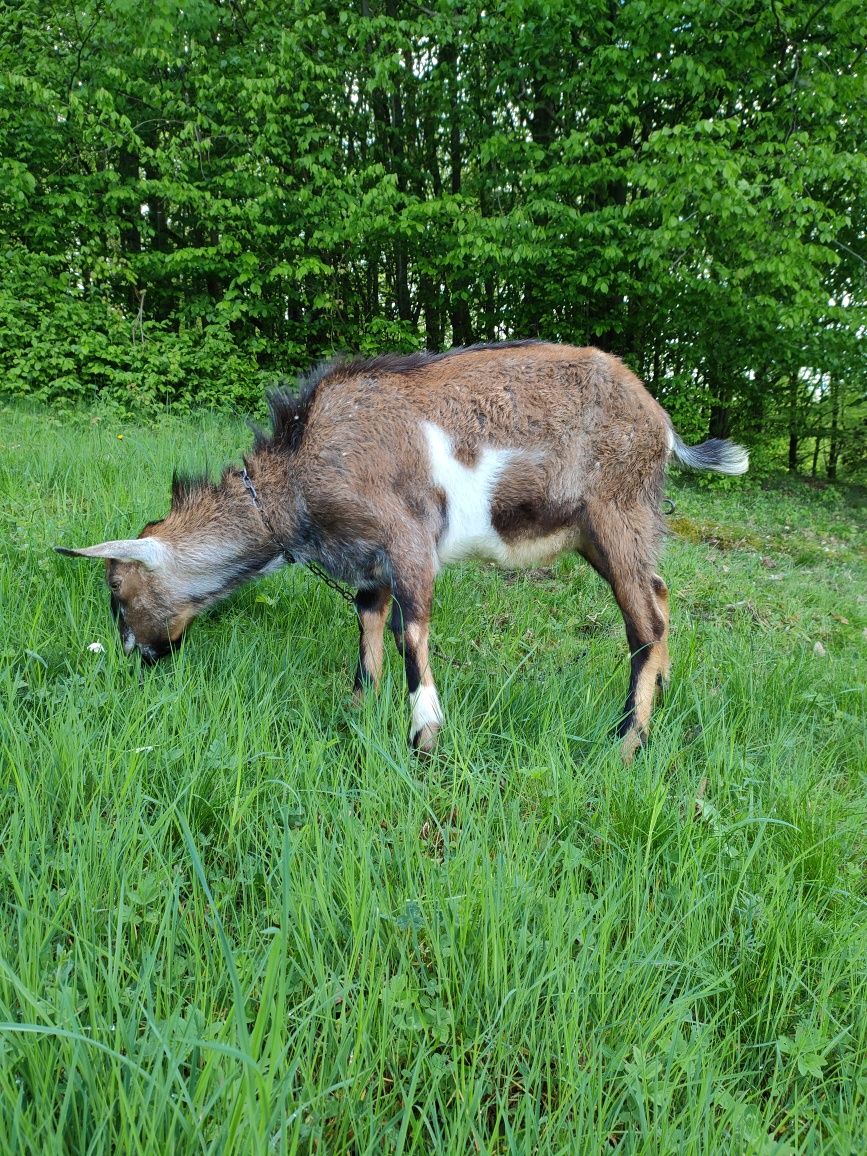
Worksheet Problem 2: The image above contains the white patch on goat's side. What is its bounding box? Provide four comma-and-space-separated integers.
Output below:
423, 423, 575, 569
423, 423, 513, 564
410, 684, 443, 738
666, 427, 675, 453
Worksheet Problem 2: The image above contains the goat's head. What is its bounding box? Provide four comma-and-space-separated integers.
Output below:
55, 530, 197, 664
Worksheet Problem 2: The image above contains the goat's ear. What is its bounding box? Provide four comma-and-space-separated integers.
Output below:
54, 539, 169, 570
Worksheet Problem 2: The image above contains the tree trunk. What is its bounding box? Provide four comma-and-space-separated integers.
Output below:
420, 274, 442, 350
745, 367, 765, 437
709, 405, 732, 439
204, 226, 223, 307
442, 40, 473, 345
827, 378, 840, 480
450, 292, 473, 346
708, 364, 732, 439
389, 77, 411, 324
118, 148, 141, 313
788, 375, 799, 472
587, 119, 632, 354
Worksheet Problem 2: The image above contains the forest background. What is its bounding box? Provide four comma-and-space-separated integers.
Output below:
1, 0, 865, 478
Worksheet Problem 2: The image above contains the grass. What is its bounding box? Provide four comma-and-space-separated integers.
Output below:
1, 402, 865, 1154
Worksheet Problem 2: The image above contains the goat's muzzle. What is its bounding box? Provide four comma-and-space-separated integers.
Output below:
138, 635, 181, 665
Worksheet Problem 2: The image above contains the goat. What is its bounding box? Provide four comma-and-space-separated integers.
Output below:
57, 341, 748, 759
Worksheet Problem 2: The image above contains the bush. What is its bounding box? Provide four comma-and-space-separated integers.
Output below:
0, 246, 268, 417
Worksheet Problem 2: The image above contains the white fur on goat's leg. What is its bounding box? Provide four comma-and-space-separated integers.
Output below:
401, 620, 443, 752
409, 683, 444, 752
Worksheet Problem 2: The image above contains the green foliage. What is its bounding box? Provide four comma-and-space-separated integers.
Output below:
1, 405, 865, 1151
0, 247, 268, 415
1, 1, 865, 471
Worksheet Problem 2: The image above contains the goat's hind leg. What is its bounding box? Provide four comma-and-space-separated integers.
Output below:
613, 575, 669, 762
652, 574, 671, 691
578, 510, 668, 761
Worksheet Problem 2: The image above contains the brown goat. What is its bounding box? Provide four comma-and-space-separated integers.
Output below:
57, 341, 748, 759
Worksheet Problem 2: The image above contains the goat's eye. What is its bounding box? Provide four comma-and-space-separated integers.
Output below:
109, 579, 122, 593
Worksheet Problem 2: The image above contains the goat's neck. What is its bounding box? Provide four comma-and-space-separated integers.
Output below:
237, 453, 303, 556
166, 469, 294, 602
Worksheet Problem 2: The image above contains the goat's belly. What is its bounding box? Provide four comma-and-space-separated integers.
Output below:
492, 527, 576, 568
437, 526, 575, 568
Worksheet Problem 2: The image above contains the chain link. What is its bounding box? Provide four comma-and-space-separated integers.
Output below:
302, 560, 358, 607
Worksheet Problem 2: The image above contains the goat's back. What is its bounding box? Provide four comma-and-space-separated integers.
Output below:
300, 342, 670, 506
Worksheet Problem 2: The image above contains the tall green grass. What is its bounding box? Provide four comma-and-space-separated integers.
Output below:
1, 404, 865, 1154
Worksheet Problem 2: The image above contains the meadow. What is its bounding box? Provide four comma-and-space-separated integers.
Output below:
1, 403, 865, 1154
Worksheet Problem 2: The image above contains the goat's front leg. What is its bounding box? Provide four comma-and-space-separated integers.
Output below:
390, 571, 442, 752
353, 586, 392, 701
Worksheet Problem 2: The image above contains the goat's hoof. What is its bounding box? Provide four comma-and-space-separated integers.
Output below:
620, 727, 647, 764
410, 723, 440, 754
352, 676, 381, 707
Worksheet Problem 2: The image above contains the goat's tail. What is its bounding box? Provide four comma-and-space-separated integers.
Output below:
669, 431, 749, 476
